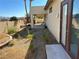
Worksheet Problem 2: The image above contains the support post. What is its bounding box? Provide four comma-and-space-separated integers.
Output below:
31, 15, 34, 28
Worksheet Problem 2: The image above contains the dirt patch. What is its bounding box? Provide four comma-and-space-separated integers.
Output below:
0, 33, 10, 45
0, 26, 58, 59
0, 39, 31, 59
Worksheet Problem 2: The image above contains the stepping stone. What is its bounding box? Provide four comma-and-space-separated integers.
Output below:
46, 44, 71, 59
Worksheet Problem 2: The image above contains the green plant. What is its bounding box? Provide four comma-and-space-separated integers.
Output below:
29, 44, 35, 53
7, 27, 17, 35
10, 16, 18, 21
42, 32, 49, 42
9, 16, 18, 26
26, 33, 34, 40
8, 39, 18, 46
29, 31, 33, 34
29, 44, 34, 49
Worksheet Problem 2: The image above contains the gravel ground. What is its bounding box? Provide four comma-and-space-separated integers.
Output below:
0, 25, 57, 59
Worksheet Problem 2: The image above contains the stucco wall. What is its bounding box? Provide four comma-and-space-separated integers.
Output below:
46, 0, 61, 42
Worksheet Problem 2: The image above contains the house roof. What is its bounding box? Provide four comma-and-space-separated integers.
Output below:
44, 0, 53, 10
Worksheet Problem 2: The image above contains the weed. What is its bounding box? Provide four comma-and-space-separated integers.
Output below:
42, 30, 49, 43
7, 27, 17, 35
29, 44, 34, 49
8, 39, 18, 46
29, 44, 35, 53
26, 33, 34, 40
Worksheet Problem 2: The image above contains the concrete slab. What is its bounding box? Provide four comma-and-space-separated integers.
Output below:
46, 44, 71, 59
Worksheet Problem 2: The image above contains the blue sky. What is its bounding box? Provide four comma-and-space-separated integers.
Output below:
0, 0, 47, 17
73, 0, 79, 14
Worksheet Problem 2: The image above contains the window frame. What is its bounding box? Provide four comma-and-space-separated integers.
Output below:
49, 7, 52, 13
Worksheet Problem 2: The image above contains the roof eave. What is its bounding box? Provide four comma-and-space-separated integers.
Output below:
44, 0, 53, 10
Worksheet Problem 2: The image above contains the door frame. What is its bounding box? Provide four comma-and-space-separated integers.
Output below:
60, 0, 73, 57
60, 0, 68, 48
60, 0, 79, 59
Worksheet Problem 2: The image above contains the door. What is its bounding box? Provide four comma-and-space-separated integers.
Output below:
60, 1, 68, 47
60, 0, 73, 53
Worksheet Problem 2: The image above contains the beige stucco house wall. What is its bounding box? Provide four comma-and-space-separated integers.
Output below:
45, 0, 63, 42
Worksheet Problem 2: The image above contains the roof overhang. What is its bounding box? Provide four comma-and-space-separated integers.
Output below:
44, 0, 53, 10
30, 6, 46, 14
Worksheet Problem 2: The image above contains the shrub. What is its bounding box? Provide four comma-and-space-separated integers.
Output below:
29, 44, 35, 53
26, 33, 34, 40
42, 34, 49, 42
8, 39, 18, 46
29, 44, 34, 49
10, 16, 18, 21
9, 16, 18, 26
7, 27, 17, 35
42, 30, 49, 42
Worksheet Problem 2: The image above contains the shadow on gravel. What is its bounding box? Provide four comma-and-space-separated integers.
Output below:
25, 28, 58, 59
13, 28, 28, 39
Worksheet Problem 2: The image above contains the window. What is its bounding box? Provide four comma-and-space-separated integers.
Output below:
49, 7, 52, 13
70, 0, 79, 57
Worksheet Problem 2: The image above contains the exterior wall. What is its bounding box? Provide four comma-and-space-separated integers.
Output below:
46, 0, 62, 42
35, 17, 44, 24
61, 0, 64, 1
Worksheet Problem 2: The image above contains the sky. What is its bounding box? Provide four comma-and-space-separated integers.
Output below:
0, 0, 47, 17
73, 0, 79, 14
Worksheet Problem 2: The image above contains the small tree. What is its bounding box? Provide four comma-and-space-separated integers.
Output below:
10, 16, 18, 21
10, 16, 18, 26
